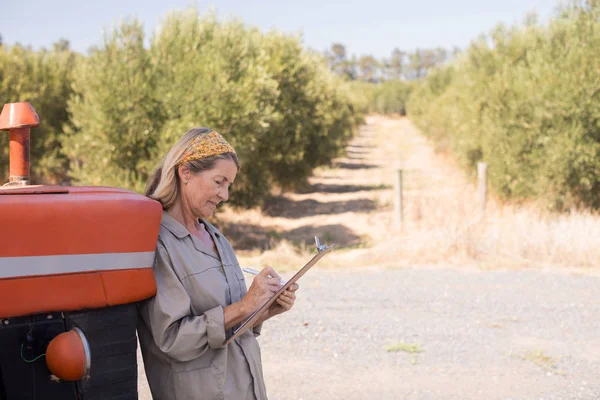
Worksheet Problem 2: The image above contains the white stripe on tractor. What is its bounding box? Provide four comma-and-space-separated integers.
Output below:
0, 251, 155, 278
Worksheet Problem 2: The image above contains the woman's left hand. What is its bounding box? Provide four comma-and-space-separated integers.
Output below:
268, 283, 299, 317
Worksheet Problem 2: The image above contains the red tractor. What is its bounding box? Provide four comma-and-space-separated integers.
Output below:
0, 102, 162, 399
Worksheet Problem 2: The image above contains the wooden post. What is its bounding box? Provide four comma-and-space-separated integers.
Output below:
477, 162, 487, 215
394, 168, 403, 228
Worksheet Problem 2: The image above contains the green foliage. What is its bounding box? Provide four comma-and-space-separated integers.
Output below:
63, 20, 163, 192
408, 1, 600, 210
149, 12, 280, 205
0, 42, 76, 183
350, 80, 414, 115
61, 10, 359, 206
260, 33, 358, 193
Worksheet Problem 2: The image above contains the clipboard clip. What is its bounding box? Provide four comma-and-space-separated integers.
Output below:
315, 236, 334, 252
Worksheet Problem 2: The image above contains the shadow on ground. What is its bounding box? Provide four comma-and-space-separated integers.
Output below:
295, 183, 390, 194
217, 139, 383, 251
346, 143, 375, 150
220, 222, 363, 251
262, 196, 377, 218
332, 161, 379, 170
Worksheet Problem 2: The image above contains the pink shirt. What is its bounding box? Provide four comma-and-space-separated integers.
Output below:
192, 222, 216, 252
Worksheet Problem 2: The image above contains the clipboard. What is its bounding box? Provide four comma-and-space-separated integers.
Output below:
224, 236, 334, 345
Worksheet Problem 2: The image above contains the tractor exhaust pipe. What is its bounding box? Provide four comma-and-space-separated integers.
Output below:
0, 102, 40, 186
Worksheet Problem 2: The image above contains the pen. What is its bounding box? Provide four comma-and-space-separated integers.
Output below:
242, 267, 287, 286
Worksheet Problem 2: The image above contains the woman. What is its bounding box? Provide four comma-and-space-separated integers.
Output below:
138, 127, 299, 400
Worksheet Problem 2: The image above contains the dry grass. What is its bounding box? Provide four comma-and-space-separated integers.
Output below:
385, 342, 424, 354
385, 341, 424, 365
360, 194, 600, 270
513, 349, 563, 375
216, 115, 599, 273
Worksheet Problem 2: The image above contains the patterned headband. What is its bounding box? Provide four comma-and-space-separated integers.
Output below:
179, 130, 236, 165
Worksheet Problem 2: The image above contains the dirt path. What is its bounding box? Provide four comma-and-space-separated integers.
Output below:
259, 266, 600, 400
216, 115, 479, 270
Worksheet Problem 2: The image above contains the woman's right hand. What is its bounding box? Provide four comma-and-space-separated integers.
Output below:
241, 267, 282, 314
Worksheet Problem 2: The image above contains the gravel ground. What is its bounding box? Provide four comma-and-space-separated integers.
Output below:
138, 265, 600, 400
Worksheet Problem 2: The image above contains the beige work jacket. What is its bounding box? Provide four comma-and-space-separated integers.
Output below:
138, 211, 267, 400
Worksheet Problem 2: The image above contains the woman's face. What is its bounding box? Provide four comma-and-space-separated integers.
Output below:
181, 158, 238, 219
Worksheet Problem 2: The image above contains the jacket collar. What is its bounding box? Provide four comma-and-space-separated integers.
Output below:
160, 210, 221, 239
160, 211, 222, 260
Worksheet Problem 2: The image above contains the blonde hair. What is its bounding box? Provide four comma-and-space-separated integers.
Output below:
144, 127, 240, 210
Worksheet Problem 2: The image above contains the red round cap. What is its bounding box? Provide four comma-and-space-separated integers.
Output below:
0, 102, 40, 131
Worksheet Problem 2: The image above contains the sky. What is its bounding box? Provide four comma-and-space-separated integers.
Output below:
1, 0, 562, 59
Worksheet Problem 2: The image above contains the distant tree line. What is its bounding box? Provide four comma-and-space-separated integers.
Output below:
322, 43, 459, 116
324, 43, 460, 82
